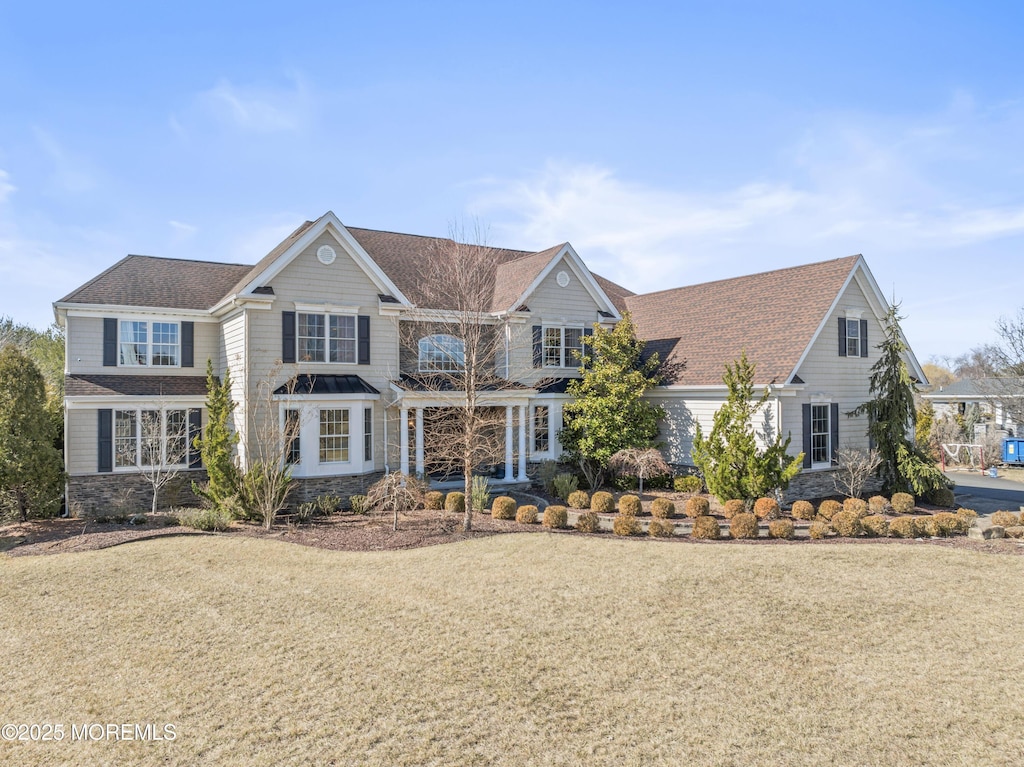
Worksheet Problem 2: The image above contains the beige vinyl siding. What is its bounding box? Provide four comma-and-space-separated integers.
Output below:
220, 311, 248, 460
241, 233, 396, 472
651, 393, 779, 466
780, 276, 879, 456
66, 408, 99, 475
66, 314, 219, 375
512, 256, 606, 386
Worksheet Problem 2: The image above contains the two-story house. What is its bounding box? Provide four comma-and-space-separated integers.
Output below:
55, 211, 926, 513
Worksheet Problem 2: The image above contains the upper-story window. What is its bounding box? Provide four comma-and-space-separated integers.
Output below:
543, 326, 583, 368
419, 334, 465, 372
839, 316, 867, 358
845, 319, 860, 358
297, 313, 356, 363
120, 320, 179, 366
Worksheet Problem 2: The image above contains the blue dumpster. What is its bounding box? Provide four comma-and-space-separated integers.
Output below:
1003, 438, 1024, 464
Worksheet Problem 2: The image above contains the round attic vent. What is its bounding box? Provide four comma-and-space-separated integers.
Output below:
556, 270, 570, 288
317, 245, 337, 265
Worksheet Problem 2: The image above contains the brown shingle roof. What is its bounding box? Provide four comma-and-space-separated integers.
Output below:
65, 374, 211, 397
625, 256, 861, 386
490, 244, 566, 312
58, 256, 253, 310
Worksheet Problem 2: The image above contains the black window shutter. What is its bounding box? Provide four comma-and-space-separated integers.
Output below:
98, 409, 113, 472
358, 315, 371, 365
801, 403, 812, 468
282, 311, 296, 363
582, 327, 593, 369
830, 403, 840, 463
532, 326, 542, 368
181, 321, 194, 367
860, 319, 869, 358
103, 318, 118, 367
188, 409, 202, 468
838, 317, 847, 357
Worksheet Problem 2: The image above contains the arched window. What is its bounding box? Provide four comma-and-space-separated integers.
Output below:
418, 334, 465, 372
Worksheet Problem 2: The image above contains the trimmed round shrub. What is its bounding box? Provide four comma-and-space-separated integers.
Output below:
651, 498, 676, 519
542, 505, 568, 529
929, 487, 956, 508
791, 500, 815, 521
576, 510, 600, 533
590, 491, 615, 514
424, 491, 444, 510
913, 516, 931, 537
955, 508, 978, 532
992, 510, 1020, 528
753, 497, 780, 520
889, 516, 918, 538
808, 520, 831, 539
831, 510, 863, 537
891, 492, 915, 513
567, 490, 590, 510
1005, 526, 1024, 539
618, 494, 642, 517
691, 515, 720, 540
515, 505, 539, 524
674, 475, 703, 493
931, 511, 960, 536
445, 492, 466, 514
768, 519, 794, 539
817, 499, 842, 521
612, 514, 641, 536
648, 518, 675, 538
491, 496, 517, 520
723, 499, 745, 519
861, 515, 890, 538
843, 498, 868, 517
868, 495, 890, 514
729, 512, 759, 540
685, 496, 711, 518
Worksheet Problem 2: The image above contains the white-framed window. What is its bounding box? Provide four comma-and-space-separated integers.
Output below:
543, 327, 583, 368
533, 405, 549, 453
810, 404, 831, 467
418, 334, 466, 372
296, 312, 358, 363
363, 407, 373, 462
319, 409, 350, 463
285, 409, 301, 465
845, 318, 861, 358
119, 320, 179, 367
114, 408, 191, 469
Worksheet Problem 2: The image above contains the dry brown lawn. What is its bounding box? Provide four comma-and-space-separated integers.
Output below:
2, 534, 1023, 766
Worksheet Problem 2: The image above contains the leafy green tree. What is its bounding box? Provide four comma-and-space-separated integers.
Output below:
559, 312, 664, 490
193, 360, 240, 510
691, 352, 803, 503
915, 397, 936, 458
848, 304, 950, 496
1, 317, 65, 450
0, 346, 64, 521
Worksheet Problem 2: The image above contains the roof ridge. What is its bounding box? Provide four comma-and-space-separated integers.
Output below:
123, 254, 253, 267
347, 225, 536, 257
629, 254, 861, 301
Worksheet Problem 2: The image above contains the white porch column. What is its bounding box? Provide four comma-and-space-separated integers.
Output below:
415, 407, 425, 477
517, 404, 527, 481
504, 405, 514, 480
400, 407, 409, 476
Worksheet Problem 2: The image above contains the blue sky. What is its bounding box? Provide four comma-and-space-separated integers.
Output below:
1, 1, 1022, 363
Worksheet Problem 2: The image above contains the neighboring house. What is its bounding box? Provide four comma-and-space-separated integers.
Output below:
625, 255, 927, 499
55, 211, 925, 513
922, 378, 1024, 439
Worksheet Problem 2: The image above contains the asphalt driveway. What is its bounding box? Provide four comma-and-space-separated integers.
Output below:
946, 470, 1024, 518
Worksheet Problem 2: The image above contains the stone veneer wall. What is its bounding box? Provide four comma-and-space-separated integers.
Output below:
288, 472, 384, 507
68, 470, 208, 518
784, 470, 883, 503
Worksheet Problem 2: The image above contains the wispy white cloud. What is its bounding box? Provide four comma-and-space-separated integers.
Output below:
32, 129, 98, 194
0, 170, 15, 203
169, 220, 197, 237
192, 74, 313, 134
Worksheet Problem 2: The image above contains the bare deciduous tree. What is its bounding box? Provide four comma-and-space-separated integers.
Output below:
608, 448, 671, 494
114, 406, 193, 514
398, 223, 531, 532
365, 471, 429, 531
831, 446, 882, 499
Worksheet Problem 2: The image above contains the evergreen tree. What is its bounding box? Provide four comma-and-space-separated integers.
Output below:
559, 312, 664, 490
0, 346, 64, 521
848, 304, 950, 495
691, 352, 803, 503
193, 360, 240, 509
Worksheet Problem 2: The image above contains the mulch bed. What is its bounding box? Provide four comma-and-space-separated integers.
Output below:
5, 491, 1024, 558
